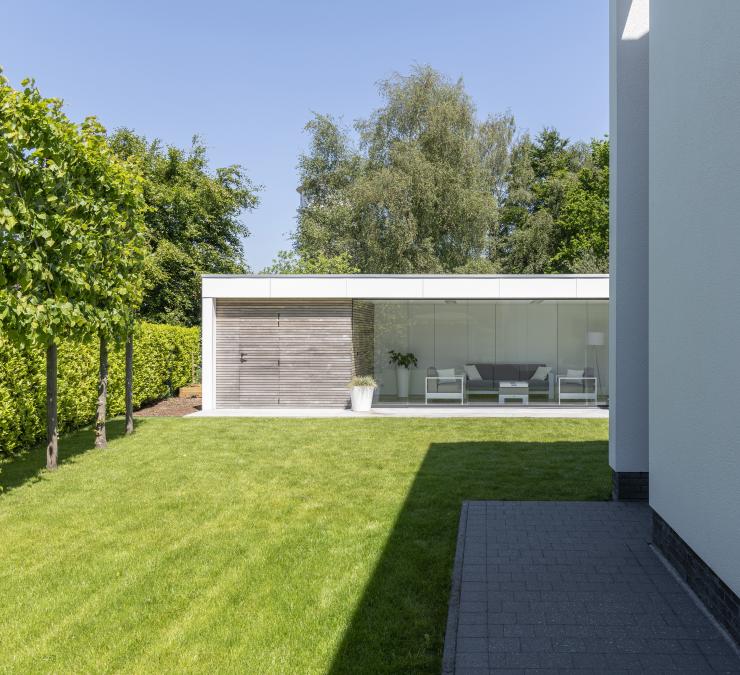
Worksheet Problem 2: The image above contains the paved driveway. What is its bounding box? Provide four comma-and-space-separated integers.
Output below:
443, 501, 740, 673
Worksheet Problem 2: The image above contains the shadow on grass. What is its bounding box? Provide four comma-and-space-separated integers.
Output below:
0, 418, 136, 494
328, 439, 610, 675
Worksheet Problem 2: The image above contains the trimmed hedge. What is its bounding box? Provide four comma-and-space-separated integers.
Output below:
0, 322, 199, 457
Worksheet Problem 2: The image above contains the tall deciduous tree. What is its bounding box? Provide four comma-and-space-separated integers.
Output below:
292, 69, 609, 275
0, 73, 145, 468
497, 129, 608, 273
108, 129, 260, 326
497, 129, 582, 273
294, 66, 515, 273
551, 138, 609, 272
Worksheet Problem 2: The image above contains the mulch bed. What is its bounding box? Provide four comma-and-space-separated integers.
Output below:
134, 397, 202, 417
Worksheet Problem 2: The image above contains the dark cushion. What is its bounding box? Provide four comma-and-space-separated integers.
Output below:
473, 364, 494, 381
492, 364, 518, 381
518, 364, 540, 380
466, 363, 551, 392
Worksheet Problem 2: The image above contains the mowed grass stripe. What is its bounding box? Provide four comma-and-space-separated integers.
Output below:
0, 417, 609, 674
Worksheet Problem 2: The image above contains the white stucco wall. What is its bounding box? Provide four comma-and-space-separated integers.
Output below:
201, 297, 215, 410
609, 0, 649, 474
649, 0, 740, 595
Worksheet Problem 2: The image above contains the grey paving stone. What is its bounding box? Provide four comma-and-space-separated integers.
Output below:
697, 639, 738, 656
503, 624, 538, 638
518, 637, 553, 653
444, 501, 740, 674
459, 611, 487, 626
456, 651, 488, 669
638, 652, 683, 670
487, 612, 517, 625
703, 654, 740, 673
457, 637, 489, 653
674, 653, 715, 670
491, 652, 546, 669
488, 637, 521, 653
551, 637, 588, 654
461, 589, 488, 604
569, 652, 611, 669
461, 601, 487, 614
459, 622, 487, 639
452, 668, 488, 675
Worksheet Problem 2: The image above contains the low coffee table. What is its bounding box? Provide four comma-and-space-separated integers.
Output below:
498, 380, 529, 404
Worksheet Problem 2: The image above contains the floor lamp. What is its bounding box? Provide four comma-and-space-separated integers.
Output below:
587, 331, 605, 400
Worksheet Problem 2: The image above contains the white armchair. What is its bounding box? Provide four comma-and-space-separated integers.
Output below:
425, 367, 465, 404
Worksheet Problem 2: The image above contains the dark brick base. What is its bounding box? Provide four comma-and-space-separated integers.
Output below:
653, 510, 739, 647
611, 470, 649, 501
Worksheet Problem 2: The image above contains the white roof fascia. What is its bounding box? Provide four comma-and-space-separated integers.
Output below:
201, 275, 609, 300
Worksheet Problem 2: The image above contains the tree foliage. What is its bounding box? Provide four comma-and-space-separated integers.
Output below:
1, 72, 150, 464
294, 67, 515, 273
108, 129, 260, 326
262, 250, 359, 274
0, 73, 147, 348
498, 130, 608, 273
552, 138, 609, 272
290, 67, 608, 275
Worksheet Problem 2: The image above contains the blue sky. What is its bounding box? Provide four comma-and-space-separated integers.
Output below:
3, 0, 608, 272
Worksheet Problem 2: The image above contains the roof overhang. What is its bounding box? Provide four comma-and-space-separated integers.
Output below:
202, 274, 609, 300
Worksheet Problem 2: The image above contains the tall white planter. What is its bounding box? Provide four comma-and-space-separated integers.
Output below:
396, 366, 410, 398
351, 386, 375, 412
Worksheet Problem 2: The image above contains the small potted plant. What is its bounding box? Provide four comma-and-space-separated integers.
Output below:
348, 375, 377, 412
388, 350, 417, 399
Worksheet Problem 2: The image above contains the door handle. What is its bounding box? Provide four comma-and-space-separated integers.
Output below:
240, 353, 247, 363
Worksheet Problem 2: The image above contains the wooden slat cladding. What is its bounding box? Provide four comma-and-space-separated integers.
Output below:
352, 300, 375, 378
278, 302, 353, 406
215, 301, 280, 407
215, 299, 355, 407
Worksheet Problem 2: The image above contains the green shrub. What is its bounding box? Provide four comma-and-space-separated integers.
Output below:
0, 322, 199, 457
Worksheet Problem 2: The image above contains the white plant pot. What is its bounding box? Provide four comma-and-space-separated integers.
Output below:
351, 386, 375, 412
396, 366, 410, 398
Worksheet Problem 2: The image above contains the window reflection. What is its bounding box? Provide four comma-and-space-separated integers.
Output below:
373, 300, 608, 407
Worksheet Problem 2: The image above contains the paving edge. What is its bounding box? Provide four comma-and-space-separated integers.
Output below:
650, 543, 740, 658
441, 501, 469, 675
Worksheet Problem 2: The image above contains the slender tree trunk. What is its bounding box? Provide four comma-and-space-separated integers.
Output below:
95, 335, 108, 449
46, 343, 58, 470
125, 332, 134, 435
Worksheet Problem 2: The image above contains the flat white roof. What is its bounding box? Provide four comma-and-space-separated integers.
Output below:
202, 274, 609, 300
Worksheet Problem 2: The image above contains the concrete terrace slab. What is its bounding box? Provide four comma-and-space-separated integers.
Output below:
187, 407, 609, 419
443, 502, 740, 674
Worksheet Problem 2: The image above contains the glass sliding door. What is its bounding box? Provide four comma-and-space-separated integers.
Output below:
371, 299, 608, 406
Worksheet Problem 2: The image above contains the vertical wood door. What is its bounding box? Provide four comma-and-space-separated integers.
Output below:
216, 301, 279, 407
238, 308, 280, 406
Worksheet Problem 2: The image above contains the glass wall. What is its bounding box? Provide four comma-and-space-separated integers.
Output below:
373, 300, 608, 406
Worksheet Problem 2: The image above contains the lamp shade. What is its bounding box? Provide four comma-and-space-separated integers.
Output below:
587, 331, 605, 346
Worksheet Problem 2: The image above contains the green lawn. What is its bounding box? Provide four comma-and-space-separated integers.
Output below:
0, 417, 609, 674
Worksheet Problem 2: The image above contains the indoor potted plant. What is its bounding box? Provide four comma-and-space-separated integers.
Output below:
388, 350, 417, 399
348, 375, 377, 412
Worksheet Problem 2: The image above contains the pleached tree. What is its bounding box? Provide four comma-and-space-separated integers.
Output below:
84, 124, 147, 448
125, 328, 135, 435
0, 71, 146, 467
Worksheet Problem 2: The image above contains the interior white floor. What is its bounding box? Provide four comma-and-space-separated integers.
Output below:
187, 406, 608, 419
